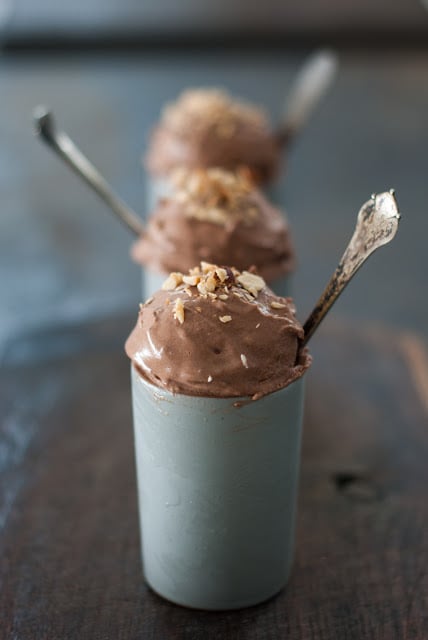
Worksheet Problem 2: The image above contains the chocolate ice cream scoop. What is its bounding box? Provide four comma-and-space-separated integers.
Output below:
131, 168, 295, 284
145, 89, 282, 184
125, 262, 311, 400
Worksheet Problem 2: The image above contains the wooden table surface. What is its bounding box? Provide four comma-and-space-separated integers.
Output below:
1, 314, 427, 639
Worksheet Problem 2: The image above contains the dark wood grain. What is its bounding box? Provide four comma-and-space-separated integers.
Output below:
1, 317, 427, 639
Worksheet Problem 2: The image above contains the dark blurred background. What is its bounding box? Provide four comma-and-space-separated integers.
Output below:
4, 0, 428, 45
1, 0, 428, 363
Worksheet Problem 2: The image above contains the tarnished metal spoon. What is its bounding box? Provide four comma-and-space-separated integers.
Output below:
278, 49, 338, 146
302, 190, 401, 346
33, 106, 144, 237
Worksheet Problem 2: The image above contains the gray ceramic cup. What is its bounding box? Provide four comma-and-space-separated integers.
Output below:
141, 268, 167, 301
131, 365, 306, 610
144, 174, 172, 213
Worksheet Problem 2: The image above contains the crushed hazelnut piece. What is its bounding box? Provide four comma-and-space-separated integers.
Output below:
218, 294, 228, 301
188, 172, 203, 194
241, 354, 249, 368
205, 274, 217, 292
215, 267, 228, 282
173, 298, 185, 324
256, 323, 261, 328
207, 375, 213, 383
219, 315, 232, 323
162, 272, 183, 291
187, 205, 227, 225
197, 281, 208, 296
270, 301, 287, 309
183, 275, 200, 286
237, 271, 265, 297
201, 261, 216, 273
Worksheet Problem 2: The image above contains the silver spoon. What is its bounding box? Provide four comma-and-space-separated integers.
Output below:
278, 49, 338, 146
32, 106, 145, 237
302, 190, 401, 346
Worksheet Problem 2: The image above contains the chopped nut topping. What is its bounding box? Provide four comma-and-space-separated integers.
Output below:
224, 267, 238, 285
183, 275, 200, 286
197, 281, 208, 296
240, 354, 249, 368
270, 301, 287, 309
256, 323, 261, 328
170, 167, 259, 227
200, 261, 217, 273
162, 263, 265, 303
162, 272, 183, 291
161, 89, 269, 137
215, 267, 228, 282
207, 375, 213, 382
173, 298, 185, 324
189, 266, 200, 276
237, 271, 265, 297
219, 315, 232, 323
145, 297, 154, 306
205, 274, 217, 292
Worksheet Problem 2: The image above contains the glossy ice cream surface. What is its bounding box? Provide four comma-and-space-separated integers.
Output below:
145, 89, 282, 184
131, 168, 294, 284
125, 263, 311, 400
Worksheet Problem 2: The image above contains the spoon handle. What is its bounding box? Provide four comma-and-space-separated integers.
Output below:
33, 106, 144, 237
278, 49, 338, 146
302, 191, 400, 346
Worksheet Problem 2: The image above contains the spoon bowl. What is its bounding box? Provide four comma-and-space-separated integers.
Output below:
302, 190, 400, 346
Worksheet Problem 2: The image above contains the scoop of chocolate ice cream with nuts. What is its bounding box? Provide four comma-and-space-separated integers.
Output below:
145, 89, 282, 184
131, 167, 295, 285
125, 262, 311, 400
